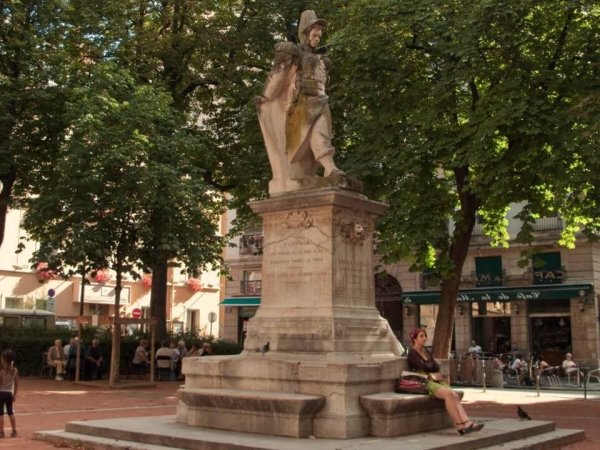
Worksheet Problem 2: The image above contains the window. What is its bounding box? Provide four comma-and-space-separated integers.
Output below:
475, 256, 503, 287
532, 252, 563, 285
5, 297, 23, 309
35, 299, 48, 310
187, 309, 200, 332
420, 269, 440, 289
241, 271, 262, 295
239, 234, 263, 255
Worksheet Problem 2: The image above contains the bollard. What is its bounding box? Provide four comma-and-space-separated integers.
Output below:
482, 358, 486, 392
581, 367, 589, 400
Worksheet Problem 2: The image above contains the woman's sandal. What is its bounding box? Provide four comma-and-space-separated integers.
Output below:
456, 421, 484, 435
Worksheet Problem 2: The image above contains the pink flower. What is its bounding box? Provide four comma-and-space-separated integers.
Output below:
186, 278, 202, 292
35, 262, 57, 281
93, 269, 111, 283
141, 274, 153, 288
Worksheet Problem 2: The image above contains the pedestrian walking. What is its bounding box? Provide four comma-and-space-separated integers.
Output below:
0, 349, 19, 438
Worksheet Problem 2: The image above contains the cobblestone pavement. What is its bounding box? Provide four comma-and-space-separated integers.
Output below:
1, 379, 598, 449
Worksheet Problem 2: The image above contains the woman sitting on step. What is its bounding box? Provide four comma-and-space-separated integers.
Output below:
407, 328, 484, 435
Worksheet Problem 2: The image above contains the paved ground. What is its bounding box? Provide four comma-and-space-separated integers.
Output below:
1, 378, 598, 449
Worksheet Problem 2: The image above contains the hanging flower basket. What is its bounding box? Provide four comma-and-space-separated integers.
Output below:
93, 269, 111, 283
35, 262, 57, 283
186, 278, 203, 292
141, 274, 153, 288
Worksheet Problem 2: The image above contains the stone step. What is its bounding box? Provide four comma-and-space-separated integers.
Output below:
479, 428, 585, 449
34, 430, 175, 450
177, 388, 325, 437
33, 415, 585, 450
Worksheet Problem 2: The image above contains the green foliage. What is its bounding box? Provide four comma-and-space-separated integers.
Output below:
333, 1, 599, 354
0, 325, 105, 376
334, 0, 599, 270
0, 326, 241, 377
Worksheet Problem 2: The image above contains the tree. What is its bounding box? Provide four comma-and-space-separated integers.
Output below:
0, 0, 69, 248
78, 1, 339, 332
333, 0, 600, 357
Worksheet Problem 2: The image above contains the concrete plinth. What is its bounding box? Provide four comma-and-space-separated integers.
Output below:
178, 187, 409, 438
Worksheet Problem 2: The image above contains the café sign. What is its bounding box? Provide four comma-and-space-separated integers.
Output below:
402, 284, 592, 304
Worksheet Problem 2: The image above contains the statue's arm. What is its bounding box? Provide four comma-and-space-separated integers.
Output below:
255, 42, 298, 107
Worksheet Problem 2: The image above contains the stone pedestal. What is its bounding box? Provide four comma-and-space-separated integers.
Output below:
177, 187, 408, 439
243, 187, 402, 356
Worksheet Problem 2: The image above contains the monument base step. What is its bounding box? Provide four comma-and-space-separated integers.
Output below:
360, 391, 464, 436
177, 388, 325, 438
34, 415, 585, 450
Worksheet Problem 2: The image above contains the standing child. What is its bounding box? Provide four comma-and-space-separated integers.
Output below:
0, 349, 18, 437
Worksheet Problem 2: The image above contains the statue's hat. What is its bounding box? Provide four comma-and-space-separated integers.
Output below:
298, 10, 327, 37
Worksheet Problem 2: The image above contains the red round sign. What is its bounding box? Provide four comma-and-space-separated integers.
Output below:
131, 308, 142, 319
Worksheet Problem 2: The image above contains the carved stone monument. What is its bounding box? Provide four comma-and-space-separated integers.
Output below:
177, 187, 407, 438
177, 10, 425, 441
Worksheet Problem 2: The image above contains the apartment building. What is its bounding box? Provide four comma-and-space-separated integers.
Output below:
0, 208, 223, 336
221, 204, 599, 367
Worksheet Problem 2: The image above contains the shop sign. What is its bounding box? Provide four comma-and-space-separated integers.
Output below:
533, 270, 564, 284
402, 284, 591, 304
515, 291, 541, 300
475, 273, 503, 286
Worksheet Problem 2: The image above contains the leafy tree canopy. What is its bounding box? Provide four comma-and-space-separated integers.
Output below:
332, 0, 599, 355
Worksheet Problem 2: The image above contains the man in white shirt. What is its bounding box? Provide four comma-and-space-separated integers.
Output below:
468, 340, 482, 356
562, 352, 581, 384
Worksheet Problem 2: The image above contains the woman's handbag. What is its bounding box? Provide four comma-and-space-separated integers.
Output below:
395, 371, 429, 395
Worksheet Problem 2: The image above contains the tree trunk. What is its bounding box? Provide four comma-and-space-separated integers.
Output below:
0, 173, 16, 249
432, 226, 475, 358
150, 259, 168, 342
432, 168, 478, 359
109, 265, 123, 386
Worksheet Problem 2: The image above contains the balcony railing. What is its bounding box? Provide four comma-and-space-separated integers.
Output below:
472, 217, 563, 236
240, 280, 262, 295
532, 217, 563, 231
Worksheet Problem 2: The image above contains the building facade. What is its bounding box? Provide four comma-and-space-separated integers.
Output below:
221, 205, 599, 368
0, 208, 223, 335
218, 209, 261, 344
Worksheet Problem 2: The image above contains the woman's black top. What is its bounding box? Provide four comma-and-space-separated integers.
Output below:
407, 347, 440, 373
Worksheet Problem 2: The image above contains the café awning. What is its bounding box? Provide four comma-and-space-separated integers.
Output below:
220, 297, 261, 307
402, 283, 593, 305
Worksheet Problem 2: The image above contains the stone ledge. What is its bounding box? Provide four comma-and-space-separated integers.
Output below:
360, 391, 463, 437
177, 388, 325, 438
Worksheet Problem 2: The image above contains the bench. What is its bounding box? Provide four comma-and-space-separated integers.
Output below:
360, 391, 463, 437
177, 388, 325, 438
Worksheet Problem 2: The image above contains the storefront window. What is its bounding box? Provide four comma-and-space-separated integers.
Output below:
531, 317, 571, 365
529, 298, 571, 365
473, 316, 511, 354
